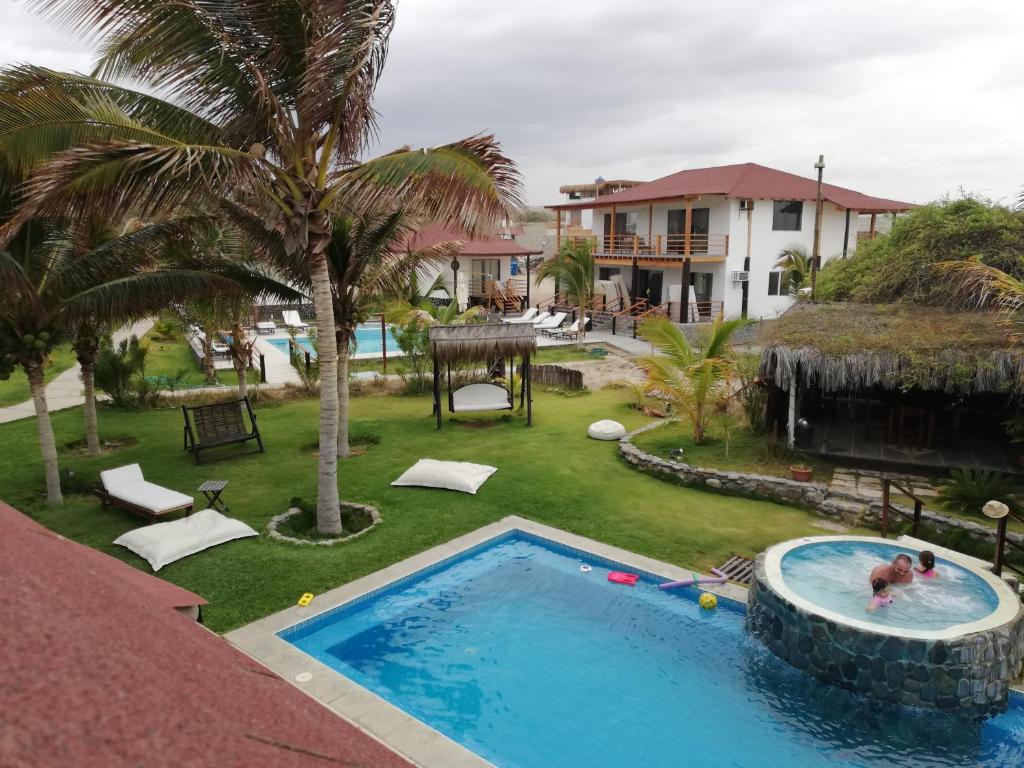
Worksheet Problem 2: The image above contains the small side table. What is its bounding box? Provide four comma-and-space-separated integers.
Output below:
198, 480, 229, 513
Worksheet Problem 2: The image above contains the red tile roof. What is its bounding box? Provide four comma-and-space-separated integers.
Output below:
0, 501, 411, 768
408, 223, 543, 256
547, 162, 915, 213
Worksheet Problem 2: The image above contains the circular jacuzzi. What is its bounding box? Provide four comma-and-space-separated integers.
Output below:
746, 536, 1024, 717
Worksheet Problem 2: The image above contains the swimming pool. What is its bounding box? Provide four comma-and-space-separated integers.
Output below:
278, 531, 1024, 767
265, 324, 400, 358
780, 540, 999, 631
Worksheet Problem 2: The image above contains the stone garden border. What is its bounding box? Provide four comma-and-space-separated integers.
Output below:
267, 502, 381, 546
618, 422, 1024, 551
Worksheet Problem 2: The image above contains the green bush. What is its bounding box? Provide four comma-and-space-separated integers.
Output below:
392, 320, 431, 393
94, 336, 161, 408
935, 468, 1020, 517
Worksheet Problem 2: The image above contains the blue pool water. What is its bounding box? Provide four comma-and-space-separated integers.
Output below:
280, 532, 1024, 768
781, 540, 1000, 631
265, 324, 400, 358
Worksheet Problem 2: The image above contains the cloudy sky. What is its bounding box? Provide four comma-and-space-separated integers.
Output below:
2, 0, 1022, 206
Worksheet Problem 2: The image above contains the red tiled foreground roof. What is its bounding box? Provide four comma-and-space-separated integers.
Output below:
408, 222, 543, 256
548, 162, 914, 212
0, 501, 411, 768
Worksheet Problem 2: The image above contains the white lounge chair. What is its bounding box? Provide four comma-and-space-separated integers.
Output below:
534, 311, 567, 332
548, 316, 591, 339
282, 310, 309, 330
256, 321, 277, 335
504, 307, 539, 324
95, 464, 195, 523
451, 382, 513, 412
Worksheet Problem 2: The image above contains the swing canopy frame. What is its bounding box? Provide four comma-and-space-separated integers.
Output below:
429, 323, 537, 429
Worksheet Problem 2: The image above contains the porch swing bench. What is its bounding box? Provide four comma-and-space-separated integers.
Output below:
450, 382, 513, 412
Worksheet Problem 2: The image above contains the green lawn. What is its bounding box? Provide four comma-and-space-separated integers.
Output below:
0, 345, 78, 408
0, 387, 869, 634
141, 333, 259, 388
632, 419, 837, 483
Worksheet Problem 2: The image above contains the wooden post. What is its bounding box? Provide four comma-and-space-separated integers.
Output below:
842, 208, 851, 257
259, 354, 266, 384
680, 258, 691, 323
555, 209, 562, 250
786, 378, 798, 448
869, 212, 877, 238
380, 313, 387, 374
881, 479, 890, 539
994, 515, 1007, 576
912, 498, 922, 538
648, 204, 653, 253
526, 252, 531, 307
810, 154, 825, 300
304, 350, 311, 375
610, 204, 617, 253
525, 353, 533, 426
432, 352, 442, 430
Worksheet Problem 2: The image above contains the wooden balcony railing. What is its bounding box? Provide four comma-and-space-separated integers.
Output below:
567, 234, 728, 260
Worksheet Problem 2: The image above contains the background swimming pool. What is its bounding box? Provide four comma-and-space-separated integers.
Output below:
280, 533, 1024, 768
265, 324, 400, 358
780, 540, 999, 630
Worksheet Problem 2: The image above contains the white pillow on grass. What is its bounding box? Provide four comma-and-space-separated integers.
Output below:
114, 508, 258, 571
391, 459, 497, 494
587, 419, 626, 441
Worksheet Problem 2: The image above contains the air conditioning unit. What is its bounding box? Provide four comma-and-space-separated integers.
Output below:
731, 270, 749, 283
739, 199, 754, 211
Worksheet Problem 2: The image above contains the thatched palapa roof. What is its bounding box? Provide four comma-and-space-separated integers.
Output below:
429, 323, 537, 364
759, 303, 1024, 395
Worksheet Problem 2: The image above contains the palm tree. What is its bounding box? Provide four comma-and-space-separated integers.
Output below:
0, 193, 236, 502
774, 245, 812, 296
937, 259, 1024, 342
636, 316, 752, 444
536, 239, 595, 345
0, 3, 522, 533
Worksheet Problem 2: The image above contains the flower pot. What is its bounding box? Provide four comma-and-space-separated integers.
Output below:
789, 466, 813, 482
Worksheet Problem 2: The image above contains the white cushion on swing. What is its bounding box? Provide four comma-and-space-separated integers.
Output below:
391, 459, 497, 494
451, 382, 511, 412
587, 419, 626, 441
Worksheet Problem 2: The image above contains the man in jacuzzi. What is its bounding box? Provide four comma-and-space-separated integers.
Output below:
869, 553, 914, 586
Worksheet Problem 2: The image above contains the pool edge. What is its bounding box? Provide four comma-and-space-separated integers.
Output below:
225, 516, 749, 768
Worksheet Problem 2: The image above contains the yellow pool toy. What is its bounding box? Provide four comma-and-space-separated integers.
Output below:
297, 592, 315, 606
699, 592, 718, 610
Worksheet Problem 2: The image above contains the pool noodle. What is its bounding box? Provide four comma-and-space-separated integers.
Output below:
658, 568, 728, 590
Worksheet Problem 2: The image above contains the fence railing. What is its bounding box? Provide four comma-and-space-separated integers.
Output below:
993, 509, 1024, 578
879, 477, 925, 539
565, 234, 729, 258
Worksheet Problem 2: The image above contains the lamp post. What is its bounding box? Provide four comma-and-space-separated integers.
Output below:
810, 154, 825, 301
984, 500, 1010, 575
451, 257, 460, 310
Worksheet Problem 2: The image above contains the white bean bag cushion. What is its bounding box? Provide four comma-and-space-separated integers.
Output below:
391, 458, 497, 494
114, 508, 258, 571
587, 419, 626, 441
100, 464, 194, 514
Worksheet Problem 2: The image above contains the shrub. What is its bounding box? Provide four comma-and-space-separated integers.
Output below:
735, 353, 770, 433
935, 468, 1020, 517
392, 319, 431, 393
93, 336, 162, 408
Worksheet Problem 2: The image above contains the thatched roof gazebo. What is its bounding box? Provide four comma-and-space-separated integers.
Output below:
429, 323, 537, 429
758, 304, 1024, 470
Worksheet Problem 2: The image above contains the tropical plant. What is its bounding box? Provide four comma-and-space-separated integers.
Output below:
392, 319, 432, 393
0, 2, 522, 532
636, 316, 752, 444
935, 468, 1020, 517
93, 335, 161, 408
816, 197, 1024, 304
774, 245, 811, 296
935, 258, 1024, 345
735, 353, 770, 434
536, 239, 595, 346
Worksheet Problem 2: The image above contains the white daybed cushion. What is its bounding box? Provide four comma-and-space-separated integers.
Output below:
452, 383, 511, 412
100, 464, 194, 514
391, 459, 497, 494
587, 419, 626, 441
256, 321, 276, 330
114, 508, 258, 571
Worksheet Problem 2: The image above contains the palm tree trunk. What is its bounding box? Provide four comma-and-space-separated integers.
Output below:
26, 361, 62, 505
310, 246, 342, 534
235, 360, 248, 398
81, 361, 101, 456
336, 332, 351, 458
202, 330, 216, 384
578, 301, 587, 347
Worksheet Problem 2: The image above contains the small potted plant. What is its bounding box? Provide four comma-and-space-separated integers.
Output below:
789, 463, 813, 482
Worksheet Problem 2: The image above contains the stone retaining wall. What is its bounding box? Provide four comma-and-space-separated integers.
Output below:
618, 424, 1024, 551
746, 553, 1024, 717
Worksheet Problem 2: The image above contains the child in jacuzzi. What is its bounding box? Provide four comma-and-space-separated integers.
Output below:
866, 578, 893, 612
914, 550, 939, 579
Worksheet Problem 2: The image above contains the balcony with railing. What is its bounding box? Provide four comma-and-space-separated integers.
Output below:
565, 234, 728, 265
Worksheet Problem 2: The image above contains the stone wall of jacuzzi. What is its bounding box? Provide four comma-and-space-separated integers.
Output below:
745, 554, 1024, 718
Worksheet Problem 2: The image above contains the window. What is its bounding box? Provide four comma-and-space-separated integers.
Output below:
772, 200, 803, 231
598, 267, 620, 281
768, 271, 782, 296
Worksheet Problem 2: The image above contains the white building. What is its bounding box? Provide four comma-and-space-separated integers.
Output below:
547, 163, 914, 321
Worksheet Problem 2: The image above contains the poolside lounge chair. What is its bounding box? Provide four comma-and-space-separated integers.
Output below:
282, 310, 309, 330
255, 321, 277, 335
534, 311, 567, 332
94, 464, 194, 523
504, 307, 539, 324
549, 316, 591, 340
